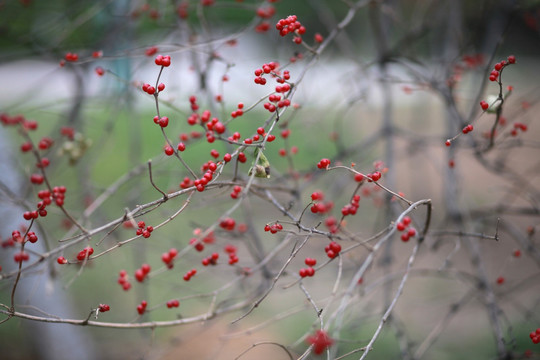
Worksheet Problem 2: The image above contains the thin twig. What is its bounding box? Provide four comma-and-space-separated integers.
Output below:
147, 160, 168, 201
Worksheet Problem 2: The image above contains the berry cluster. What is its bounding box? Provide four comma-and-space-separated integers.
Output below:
224, 244, 239, 265
396, 216, 416, 242
64, 52, 79, 62
489, 55, 516, 82
137, 300, 147, 315
23, 186, 66, 221
98, 304, 110, 313
325, 241, 341, 259
206, 118, 225, 144
480, 100, 490, 111
3, 231, 20, 248
275, 15, 306, 44
1, 113, 36, 129
256, 5, 276, 20
161, 248, 178, 269
230, 185, 242, 199
317, 158, 331, 169
135, 221, 154, 238
117, 270, 132, 291
134, 263, 151, 282
153, 116, 169, 128
367, 171, 382, 182
142, 83, 156, 95
255, 21, 271, 33
179, 175, 194, 189
264, 222, 283, 234
154, 54, 171, 67
341, 194, 360, 216
257, 126, 276, 142
231, 102, 244, 118
219, 217, 236, 231
479, 55, 516, 110
166, 299, 180, 309
462, 124, 474, 134
299, 267, 315, 277
530, 328, 540, 344
145, 46, 158, 56
254, 62, 278, 85
310, 191, 334, 214
183, 268, 197, 281
511, 122, 528, 137
299, 258, 317, 278
14, 230, 37, 244
14, 251, 29, 264
9, 231, 22, 245
76, 246, 94, 261
201, 252, 219, 266
254, 5, 275, 32
265, 86, 291, 112
306, 329, 334, 355
324, 216, 339, 234
238, 152, 247, 163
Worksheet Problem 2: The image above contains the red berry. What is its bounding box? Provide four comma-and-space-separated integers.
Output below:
14, 251, 30, 263
20, 142, 33, 152
161, 252, 172, 264
27, 231, 38, 243
307, 329, 333, 355
146, 46, 158, 56
480, 100, 489, 111
164, 145, 174, 156
462, 124, 473, 134
370, 171, 381, 181
30, 174, 44, 185
213, 122, 225, 134
317, 158, 331, 169
238, 152, 247, 163
141, 263, 151, 274
329, 241, 341, 253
